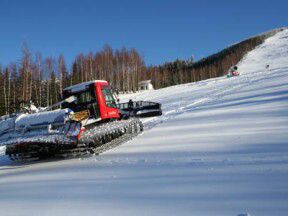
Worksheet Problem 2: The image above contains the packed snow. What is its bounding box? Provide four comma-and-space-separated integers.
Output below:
0, 29, 288, 216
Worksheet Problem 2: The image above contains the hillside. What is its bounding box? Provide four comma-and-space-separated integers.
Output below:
0, 29, 288, 216
147, 28, 284, 89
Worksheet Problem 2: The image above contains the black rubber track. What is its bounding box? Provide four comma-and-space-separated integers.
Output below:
7, 118, 143, 162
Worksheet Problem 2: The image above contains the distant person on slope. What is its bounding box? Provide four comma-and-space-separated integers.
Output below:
227, 66, 240, 77
128, 99, 134, 111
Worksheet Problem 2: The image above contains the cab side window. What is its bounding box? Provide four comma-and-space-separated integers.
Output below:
77, 91, 95, 104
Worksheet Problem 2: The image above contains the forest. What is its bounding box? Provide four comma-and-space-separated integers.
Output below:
0, 29, 280, 116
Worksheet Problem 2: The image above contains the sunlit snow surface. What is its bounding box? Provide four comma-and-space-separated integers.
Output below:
0, 29, 288, 216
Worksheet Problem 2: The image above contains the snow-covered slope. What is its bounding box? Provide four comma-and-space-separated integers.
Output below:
0, 29, 288, 216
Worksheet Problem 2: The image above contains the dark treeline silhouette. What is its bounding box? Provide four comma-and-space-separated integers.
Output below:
0, 28, 283, 116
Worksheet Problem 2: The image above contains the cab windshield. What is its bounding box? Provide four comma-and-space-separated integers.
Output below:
101, 86, 117, 108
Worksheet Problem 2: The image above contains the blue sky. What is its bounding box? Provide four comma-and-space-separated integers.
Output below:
0, 0, 287, 67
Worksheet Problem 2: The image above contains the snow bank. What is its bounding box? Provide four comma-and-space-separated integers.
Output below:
0, 117, 15, 135
0, 146, 5, 156
0, 29, 288, 216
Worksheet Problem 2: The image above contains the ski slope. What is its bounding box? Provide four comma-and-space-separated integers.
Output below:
0, 29, 288, 216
